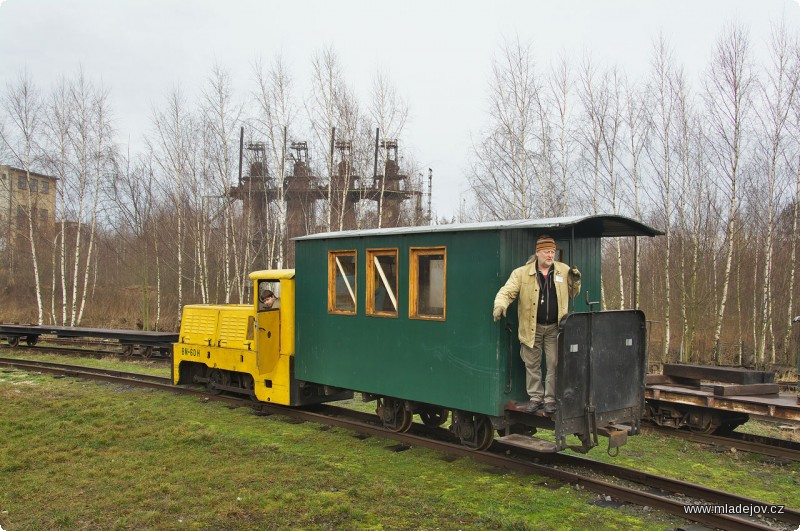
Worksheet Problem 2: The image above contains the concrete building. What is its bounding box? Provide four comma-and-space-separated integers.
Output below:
0, 165, 57, 245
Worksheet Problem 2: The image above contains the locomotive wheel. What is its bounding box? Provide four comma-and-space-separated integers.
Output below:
7, 336, 19, 348
377, 397, 413, 433
25, 336, 37, 347
418, 407, 449, 427
241, 374, 258, 401
207, 369, 229, 395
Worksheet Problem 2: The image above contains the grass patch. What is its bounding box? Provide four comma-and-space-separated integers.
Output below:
0, 367, 685, 530
0, 348, 170, 377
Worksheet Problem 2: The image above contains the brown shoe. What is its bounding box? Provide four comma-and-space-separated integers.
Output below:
521, 400, 543, 413
543, 402, 557, 414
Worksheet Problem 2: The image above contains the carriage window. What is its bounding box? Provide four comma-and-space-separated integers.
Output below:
409, 247, 446, 320
366, 249, 398, 317
328, 250, 357, 315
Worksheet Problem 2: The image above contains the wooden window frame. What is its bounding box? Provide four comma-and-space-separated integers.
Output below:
366, 248, 399, 318
409, 246, 447, 321
328, 250, 357, 315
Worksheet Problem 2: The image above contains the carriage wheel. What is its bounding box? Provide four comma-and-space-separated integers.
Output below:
688, 410, 720, 434
419, 407, 449, 427
377, 397, 413, 433
7, 336, 19, 348
454, 412, 494, 451
25, 336, 38, 347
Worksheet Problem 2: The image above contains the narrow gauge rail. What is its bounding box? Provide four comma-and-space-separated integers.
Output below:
0, 341, 171, 365
1, 357, 797, 531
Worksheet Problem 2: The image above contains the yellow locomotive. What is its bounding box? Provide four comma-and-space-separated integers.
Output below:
172, 269, 350, 405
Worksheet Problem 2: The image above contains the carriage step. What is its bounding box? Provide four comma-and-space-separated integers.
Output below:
497, 433, 557, 452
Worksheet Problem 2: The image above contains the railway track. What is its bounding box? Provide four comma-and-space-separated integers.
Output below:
0, 341, 171, 363
1, 356, 797, 530
3, 343, 798, 462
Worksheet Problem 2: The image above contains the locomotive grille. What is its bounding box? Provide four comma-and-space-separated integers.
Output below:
219, 314, 248, 341
182, 312, 216, 335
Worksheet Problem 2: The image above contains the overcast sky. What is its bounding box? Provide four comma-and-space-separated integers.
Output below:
2, 0, 800, 217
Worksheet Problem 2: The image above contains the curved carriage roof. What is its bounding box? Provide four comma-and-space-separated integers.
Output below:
294, 214, 663, 241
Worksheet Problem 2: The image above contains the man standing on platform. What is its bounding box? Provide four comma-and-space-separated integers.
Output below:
493, 235, 581, 414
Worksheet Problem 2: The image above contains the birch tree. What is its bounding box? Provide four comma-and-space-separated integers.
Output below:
308, 46, 345, 231
49, 70, 113, 327
370, 69, 408, 227
705, 25, 755, 363
0, 71, 45, 323
469, 37, 541, 219
150, 87, 192, 316
621, 78, 650, 309
253, 55, 296, 267
787, 56, 800, 358
108, 152, 158, 328
549, 53, 573, 216
754, 20, 798, 364
646, 35, 678, 361
202, 65, 243, 303
44, 76, 73, 325
75, 77, 112, 326
674, 68, 694, 361
578, 55, 605, 217
597, 68, 625, 308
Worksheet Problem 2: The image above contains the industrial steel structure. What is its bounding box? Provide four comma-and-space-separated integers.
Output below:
230, 129, 429, 267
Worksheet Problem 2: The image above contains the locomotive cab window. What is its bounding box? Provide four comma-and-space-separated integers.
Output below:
328, 250, 357, 315
409, 247, 446, 320
366, 249, 398, 317
257, 280, 280, 312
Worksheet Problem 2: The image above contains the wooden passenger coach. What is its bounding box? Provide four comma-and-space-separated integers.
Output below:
294, 215, 662, 451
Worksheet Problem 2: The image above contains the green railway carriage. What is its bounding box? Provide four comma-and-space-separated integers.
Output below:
294, 215, 662, 451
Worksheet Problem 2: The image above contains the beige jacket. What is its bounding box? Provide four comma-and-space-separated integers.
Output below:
494, 258, 581, 348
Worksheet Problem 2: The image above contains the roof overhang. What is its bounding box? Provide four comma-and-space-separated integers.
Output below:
248, 269, 296, 280
294, 214, 664, 241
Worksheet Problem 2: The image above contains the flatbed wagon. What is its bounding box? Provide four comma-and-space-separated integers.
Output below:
645, 363, 800, 433
0, 323, 177, 357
